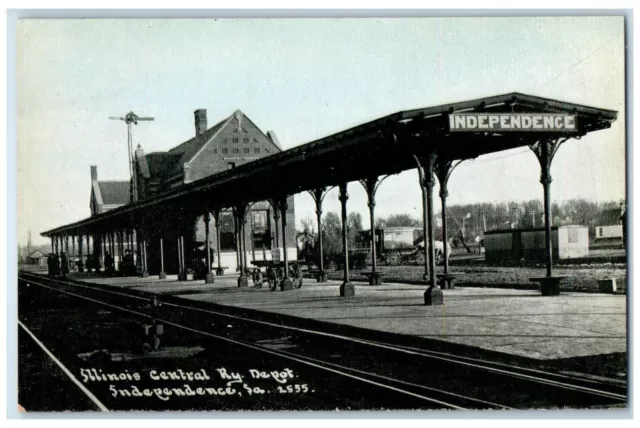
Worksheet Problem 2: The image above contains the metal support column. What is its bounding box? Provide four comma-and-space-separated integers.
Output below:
102, 234, 107, 268
339, 183, 354, 297
415, 153, 441, 305
272, 200, 281, 250
177, 237, 183, 280
235, 206, 248, 287
360, 177, 389, 285
77, 234, 84, 272
234, 215, 241, 272
530, 137, 568, 295
71, 235, 76, 272
141, 233, 149, 278
241, 214, 249, 273
63, 235, 69, 275
420, 183, 429, 281
178, 235, 187, 281
204, 212, 214, 284
159, 237, 166, 279
309, 188, 328, 283
214, 210, 223, 276
280, 198, 293, 291
86, 234, 92, 273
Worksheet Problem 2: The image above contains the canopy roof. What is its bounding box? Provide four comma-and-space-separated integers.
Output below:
42, 92, 618, 237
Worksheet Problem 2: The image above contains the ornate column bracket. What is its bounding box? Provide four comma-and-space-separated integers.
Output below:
308, 186, 336, 215
307, 186, 335, 282
358, 175, 392, 209
434, 157, 466, 276
434, 158, 465, 199
529, 137, 569, 185
415, 152, 438, 190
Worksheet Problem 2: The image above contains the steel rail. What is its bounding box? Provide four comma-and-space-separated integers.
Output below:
18, 320, 110, 412
18, 272, 627, 402
19, 276, 473, 410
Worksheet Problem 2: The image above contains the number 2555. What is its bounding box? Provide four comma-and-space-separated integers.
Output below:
278, 384, 309, 393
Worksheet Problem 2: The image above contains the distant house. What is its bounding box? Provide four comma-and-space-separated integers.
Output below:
595, 203, 625, 240
26, 250, 47, 267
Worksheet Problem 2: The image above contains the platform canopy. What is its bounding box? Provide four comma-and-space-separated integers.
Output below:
42, 92, 617, 237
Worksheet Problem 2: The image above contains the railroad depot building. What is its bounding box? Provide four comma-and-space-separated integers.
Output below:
88, 109, 296, 275
43, 92, 618, 301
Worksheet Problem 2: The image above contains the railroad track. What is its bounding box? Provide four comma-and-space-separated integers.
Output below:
18, 271, 627, 410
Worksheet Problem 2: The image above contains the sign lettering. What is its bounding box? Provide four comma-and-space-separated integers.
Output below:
449, 113, 577, 132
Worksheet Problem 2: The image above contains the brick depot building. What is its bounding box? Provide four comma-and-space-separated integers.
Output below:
89, 109, 296, 274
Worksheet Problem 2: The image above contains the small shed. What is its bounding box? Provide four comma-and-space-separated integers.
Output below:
484, 225, 588, 263
26, 250, 48, 267
595, 204, 625, 240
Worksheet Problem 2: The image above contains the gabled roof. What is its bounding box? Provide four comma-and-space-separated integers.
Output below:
92, 181, 103, 205
28, 250, 46, 258
165, 115, 231, 175
97, 181, 129, 206
135, 146, 151, 179
145, 152, 182, 179
599, 207, 624, 225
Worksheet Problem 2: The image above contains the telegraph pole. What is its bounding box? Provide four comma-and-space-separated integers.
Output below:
109, 112, 154, 203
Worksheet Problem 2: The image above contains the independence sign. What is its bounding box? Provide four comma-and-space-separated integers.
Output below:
449, 113, 577, 132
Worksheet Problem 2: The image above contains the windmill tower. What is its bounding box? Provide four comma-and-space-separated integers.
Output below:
109, 111, 154, 203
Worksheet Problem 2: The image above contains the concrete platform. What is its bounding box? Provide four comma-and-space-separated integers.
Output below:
76, 273, 627, 361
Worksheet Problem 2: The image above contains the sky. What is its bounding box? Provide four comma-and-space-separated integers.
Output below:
16, 17, 626, 245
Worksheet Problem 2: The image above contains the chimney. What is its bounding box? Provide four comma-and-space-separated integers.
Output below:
91, 165, 98, 181
194, 109, 207, 136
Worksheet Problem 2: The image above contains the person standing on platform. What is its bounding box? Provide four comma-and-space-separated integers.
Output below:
60, 252, 69, 278
104, 252, 114, 276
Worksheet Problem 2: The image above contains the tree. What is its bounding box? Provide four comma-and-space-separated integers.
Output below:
298, 216, 317, 240
346, 212, 363, 247
322, 212, 343, 257
376, 213, 420, 228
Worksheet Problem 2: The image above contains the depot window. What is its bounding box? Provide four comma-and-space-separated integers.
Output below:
219, 211, 237, 251
251, 209, 272, 250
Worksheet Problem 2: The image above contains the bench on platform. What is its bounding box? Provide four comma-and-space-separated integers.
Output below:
436, 273, 463, 289
529, 275, 572, 296
360, 271, 386, 285
215, 266, 228, 276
